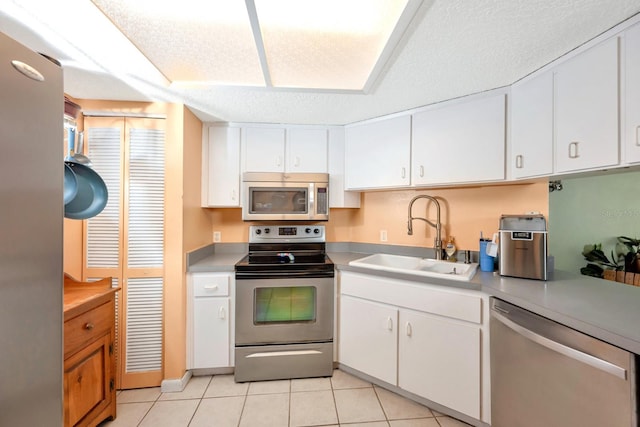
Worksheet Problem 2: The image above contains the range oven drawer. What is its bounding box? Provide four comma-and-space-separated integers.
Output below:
235, 342, 333, 382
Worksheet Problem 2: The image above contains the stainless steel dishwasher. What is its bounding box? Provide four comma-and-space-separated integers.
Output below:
490, 298, 638, 427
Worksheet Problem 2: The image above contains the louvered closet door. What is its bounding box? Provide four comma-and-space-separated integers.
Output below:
84, 116, 165, 389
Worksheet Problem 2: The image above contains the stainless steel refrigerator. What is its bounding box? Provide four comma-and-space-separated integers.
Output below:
0, 32, 64, 425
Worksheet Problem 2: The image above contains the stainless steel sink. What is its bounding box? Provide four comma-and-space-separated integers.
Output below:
348, 253, 478, 282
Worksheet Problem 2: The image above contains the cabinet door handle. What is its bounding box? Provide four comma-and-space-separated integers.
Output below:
568, 141, 580, 158
204, 285, 219, 291
515, 154, 524, 169
276, 156, 282, 167
218, 306, 226, 320
401, 167, 406, 179
636, 126, 640, 147
84, 322, 94, 330
294, 156, 300, 167
406, 322, 412, 337
386, 316, 393, 331
231, 189, 236, 201
419, 165, 424, 177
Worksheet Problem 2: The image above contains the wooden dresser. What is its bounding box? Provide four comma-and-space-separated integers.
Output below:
63, 275, 119, 427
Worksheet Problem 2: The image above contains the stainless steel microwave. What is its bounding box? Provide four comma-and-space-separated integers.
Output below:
242, 172, 329, 221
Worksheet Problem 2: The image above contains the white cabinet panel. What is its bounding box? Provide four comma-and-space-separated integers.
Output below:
345, 115, 411, 190
555, 37, 620, 172
203, 126, 241, 207
399, 309, 481, 419
328, 127, 360, 208
624, 23, 640, 164
510, 72, 554, 179
192, 297, 230, 369
287, 128, 328, 173
242, 127, 286, 172
411, 94, 506, 186
339, 295, 397, 385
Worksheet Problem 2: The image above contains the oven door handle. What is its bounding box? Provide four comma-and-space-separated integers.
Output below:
246, 350, 323, 358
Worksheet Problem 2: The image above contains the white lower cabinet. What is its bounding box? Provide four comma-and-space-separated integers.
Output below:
398, 309, 480, 419
188, 273, 234, 369
339, 271, 488, 422
339, 295, 398, 385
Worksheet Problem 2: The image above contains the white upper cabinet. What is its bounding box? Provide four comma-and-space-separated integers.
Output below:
328, 127, 360, 208
202, 125, 241, 207
554, 37, 620, 173
242, 126, 328, 173
242, 127, 286, 172
510, 71, 554, 179
411, 93, 506, 186
345, 115, 411, 190
287, 128, 328, 173
624, 23, 640, 164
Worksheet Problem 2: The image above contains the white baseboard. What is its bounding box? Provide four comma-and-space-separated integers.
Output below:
161, 370, 192, 393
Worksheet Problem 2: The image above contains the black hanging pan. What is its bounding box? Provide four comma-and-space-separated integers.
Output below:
64, 161, 108, 220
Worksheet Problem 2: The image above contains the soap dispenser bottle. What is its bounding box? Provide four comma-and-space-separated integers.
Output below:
445, 236, 456, 261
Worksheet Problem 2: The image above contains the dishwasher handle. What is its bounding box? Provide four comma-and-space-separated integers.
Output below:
491, 309, 627, 380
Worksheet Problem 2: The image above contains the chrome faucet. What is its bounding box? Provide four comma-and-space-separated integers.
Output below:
407, 195, 443, 260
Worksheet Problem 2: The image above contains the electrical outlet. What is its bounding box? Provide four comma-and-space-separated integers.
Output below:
213, 231, 221, 243
380, 230, 388, 242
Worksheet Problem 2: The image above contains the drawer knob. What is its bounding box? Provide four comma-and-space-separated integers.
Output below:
84, 322, 95, 330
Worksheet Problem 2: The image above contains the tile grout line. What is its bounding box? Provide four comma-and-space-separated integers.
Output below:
186, 375, 213, 426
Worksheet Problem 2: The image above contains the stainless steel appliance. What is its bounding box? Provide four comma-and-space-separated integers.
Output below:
490, 298, 638, 427
0, 32, 64, 425
498, 214, 548, 280
242, 172, 329, 221
234, 225, 334, 382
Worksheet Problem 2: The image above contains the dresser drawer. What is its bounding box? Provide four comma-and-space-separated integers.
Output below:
192, 273, 230, 297
64, 300, 113, 358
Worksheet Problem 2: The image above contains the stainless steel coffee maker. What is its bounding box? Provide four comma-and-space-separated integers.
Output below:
499, 214, 548, 280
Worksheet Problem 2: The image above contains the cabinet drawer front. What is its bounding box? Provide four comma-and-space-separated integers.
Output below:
341, 272, 482, 324
64, 334, 111, 427
64, 301, 113, 358
193, 274, 230, 297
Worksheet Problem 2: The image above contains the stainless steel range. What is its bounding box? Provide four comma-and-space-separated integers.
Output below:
234, 225, 334, 382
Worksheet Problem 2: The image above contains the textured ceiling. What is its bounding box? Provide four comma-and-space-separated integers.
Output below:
2, 0, 640, 125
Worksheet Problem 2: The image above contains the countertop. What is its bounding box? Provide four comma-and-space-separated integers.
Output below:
188, 244, 640, 355
63, 274, 119, 320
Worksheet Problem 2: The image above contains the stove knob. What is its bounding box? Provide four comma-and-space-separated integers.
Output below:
305, 228, 312, 234
264, 228, 270, 234
255, 229, 262, 235
314, 228, 320, 234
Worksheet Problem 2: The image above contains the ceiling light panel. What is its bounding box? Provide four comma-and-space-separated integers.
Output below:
254, 0, 410, 90
92, 0, 264, 86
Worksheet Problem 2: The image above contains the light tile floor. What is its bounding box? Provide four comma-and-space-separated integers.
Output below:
100, 369, 471, 427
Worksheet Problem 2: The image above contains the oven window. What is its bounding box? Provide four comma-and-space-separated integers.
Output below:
254, 286, 316, 324
249, 188, 308, 214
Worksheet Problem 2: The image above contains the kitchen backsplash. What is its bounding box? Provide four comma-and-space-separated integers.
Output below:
207, 181, 549, 252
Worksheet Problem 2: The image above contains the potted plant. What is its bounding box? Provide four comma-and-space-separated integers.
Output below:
581, 237, 640, 286
616, 236, 640, 273
580, 243, 620, 278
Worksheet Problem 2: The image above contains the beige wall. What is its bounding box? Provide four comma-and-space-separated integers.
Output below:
207, 180, 549, 251
182, 111, 212, 252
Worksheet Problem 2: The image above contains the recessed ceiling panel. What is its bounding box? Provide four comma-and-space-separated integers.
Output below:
91, 0, 265, 85
255, 0, 410, 90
